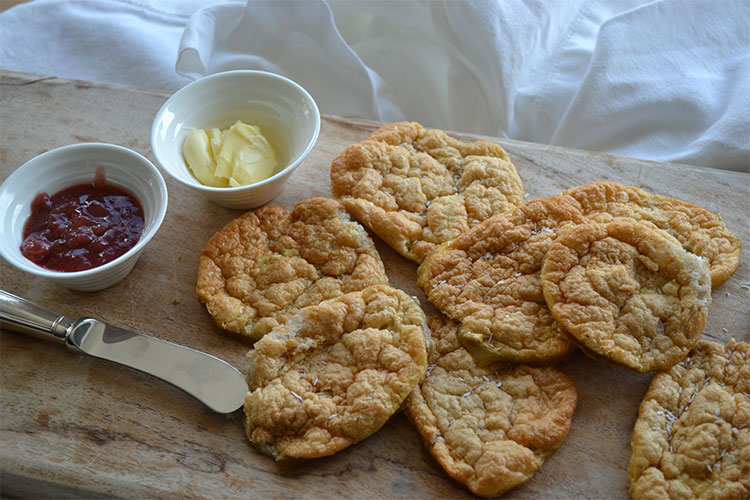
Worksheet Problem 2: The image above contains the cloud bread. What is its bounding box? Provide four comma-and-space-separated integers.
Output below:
196, 197, 388, 342
406, 314, 577, 498
417, 195, 586, 365
628, 339, 749, 499
561, 181, 741, 287
244, 284, 428, 460
541, 218, 712, 373
330, 121, 524, 263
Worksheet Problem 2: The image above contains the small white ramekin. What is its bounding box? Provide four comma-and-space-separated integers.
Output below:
150, 70, 320, 210
0, 143, 168, 292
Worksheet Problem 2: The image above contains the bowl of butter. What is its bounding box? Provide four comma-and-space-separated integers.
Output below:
150, 70, 320, 209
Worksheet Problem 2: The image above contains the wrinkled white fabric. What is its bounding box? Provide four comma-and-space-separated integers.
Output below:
1, 0, 748, 171
0, 0, 216, 91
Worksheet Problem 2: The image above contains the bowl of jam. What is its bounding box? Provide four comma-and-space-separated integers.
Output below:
0, 143, 168, 291
150, 70, 320, 210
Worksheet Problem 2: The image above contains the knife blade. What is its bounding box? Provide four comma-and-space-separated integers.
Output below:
0, 290, 247, 413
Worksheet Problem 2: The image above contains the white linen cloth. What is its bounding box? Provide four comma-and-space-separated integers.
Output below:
1, 0, 748, 172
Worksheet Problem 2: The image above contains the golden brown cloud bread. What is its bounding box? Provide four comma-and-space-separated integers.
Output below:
541, 218, 712, 373
417, 195, 586, 365
562, 181, 740, 287
406, 315, 577, 498
196, 197, 388, 342
244, 285, 428, 460
629, 339, 750, 500
330, 121, 523, 263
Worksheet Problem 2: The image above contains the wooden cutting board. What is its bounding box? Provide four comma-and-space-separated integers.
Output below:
1, 70, 748, 499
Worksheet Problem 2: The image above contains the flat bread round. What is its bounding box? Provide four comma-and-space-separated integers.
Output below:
541, 218, 712, 373
417, 195, 585, 365
196, 197, 388, 341
331, 121, 524, 263
562, 181, 740, 287
406, 314, 577, 497
244, 285, 428, 459
629, 339, 750, 499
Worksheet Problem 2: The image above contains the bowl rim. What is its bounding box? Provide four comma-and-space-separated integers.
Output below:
0, 142, 169, 279
150, 69, 321, 193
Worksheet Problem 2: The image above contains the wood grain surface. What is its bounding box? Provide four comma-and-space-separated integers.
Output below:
1, 70, 748, 499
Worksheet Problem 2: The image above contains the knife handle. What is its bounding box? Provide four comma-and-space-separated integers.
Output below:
0, 290, 74, 343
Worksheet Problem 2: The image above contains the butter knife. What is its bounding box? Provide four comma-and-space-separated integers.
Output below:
0, 290, 247, 413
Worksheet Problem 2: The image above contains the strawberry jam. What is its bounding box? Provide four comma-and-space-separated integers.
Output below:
21, 167, 144, 272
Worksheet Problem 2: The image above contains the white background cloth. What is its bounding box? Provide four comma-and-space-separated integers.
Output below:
1, 0, 748, 172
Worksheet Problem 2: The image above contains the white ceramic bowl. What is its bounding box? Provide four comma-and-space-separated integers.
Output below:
150, 70, 320, 210
0, 143, 168, 292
